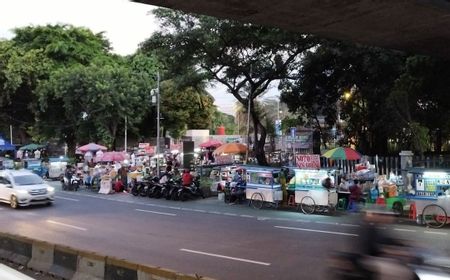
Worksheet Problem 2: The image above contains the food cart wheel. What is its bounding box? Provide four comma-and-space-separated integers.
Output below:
422, 204, 447, 228
300, 196, 316, 215
250, 192, 264, 209
392, 202, 403, 216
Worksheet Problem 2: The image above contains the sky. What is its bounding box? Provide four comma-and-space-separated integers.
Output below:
0, 0, 278, 115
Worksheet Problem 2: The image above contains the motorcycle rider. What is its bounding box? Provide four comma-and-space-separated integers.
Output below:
230, 169, 246, 204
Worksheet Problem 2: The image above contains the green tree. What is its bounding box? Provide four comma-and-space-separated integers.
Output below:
0, 40, 52, 143
141, 8, 315, 165
281, 40, 406, 155
210, 110, 235, 135
37, 60, 156, 155
0, 25, 113, 148
160, 80, 215, 139
388, 55, 450, 153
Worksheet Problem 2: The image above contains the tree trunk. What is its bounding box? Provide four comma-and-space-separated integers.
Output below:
65, 131, 77, 158
251, 109, 269, 166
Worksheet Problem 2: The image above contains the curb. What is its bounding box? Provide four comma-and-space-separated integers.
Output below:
0, 231, 214, 279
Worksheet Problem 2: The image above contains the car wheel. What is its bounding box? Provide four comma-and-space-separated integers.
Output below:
10, 195, 18, 209
46, 201, 53, 206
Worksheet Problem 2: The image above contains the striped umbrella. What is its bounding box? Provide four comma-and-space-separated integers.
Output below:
322, 147, 361, 160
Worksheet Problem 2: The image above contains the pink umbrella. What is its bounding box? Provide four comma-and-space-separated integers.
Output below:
199, 139, 223, 149
78, 143, 107, 152
100, 151, 126, 162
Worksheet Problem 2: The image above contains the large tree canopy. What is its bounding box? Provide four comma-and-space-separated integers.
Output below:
281, 40, 407, 155
141, 8, 316, 165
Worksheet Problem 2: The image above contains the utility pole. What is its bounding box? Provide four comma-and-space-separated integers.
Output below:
156, 71, 161, 177
245, 96, 251, 163
9, 125, 13, 145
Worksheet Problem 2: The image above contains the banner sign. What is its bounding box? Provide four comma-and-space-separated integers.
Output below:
296, 154, 321, 169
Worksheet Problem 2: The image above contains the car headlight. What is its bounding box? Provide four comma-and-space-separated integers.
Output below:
17, 190, 28, 194
47, 186, 55, 192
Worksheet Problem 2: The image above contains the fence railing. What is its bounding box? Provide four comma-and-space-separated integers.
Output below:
319, 154, 450, 176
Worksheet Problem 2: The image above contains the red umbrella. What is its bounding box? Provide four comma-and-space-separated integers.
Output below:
100, 151, 126, 162
78, 143, 107, 152
200, 139, 223, 148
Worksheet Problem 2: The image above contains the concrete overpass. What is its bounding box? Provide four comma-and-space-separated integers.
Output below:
134, 0, 450, 58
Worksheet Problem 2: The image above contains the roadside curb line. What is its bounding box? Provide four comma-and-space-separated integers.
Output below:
0, 231, 215, 280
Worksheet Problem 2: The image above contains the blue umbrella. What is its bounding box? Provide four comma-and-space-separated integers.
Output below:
0, 138, 15, 151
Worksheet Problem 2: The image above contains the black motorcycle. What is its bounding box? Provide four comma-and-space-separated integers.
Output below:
148, 176, 164, 198
178, 176, 205, 201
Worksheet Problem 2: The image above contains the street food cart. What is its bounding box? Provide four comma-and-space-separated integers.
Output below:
406, 168, 450, 228
245, 166, 283, 209
47, 157, 69, 180
289, 168, 338, 214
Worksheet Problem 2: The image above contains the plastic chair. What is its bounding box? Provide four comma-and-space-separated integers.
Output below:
287, 195, 296, 207
409, 202, 417, 220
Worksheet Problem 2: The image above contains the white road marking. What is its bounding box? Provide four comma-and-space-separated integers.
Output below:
315, 221, 338, 225
340, 224, 360, 227
180, 249, 271, 266
47, 220, 87, 231
55, 196, 79, 202
394, 228, 416, 232
424, 231, 448, 236
223, 213, 237, 216
275, 226, 358, 237
192, 209, 206, 213
240, 215, 254, 218
135, 209, 177, 216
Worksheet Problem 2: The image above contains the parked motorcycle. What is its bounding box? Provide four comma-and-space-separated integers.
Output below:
61, 172, 81, 191
178, 176, 205, 201
148, 176, 164, 198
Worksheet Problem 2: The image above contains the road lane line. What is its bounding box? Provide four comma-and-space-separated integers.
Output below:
315, 221, 338, 225
180, 249, 271, 266
55, 196, 79, 202
274, 226, 358, 237
223, 213, 237, 216
135, 209, 177, 216
340, 224, 360, 227
425, 231, 448, 236
394, 228, 416, 232
240, 215, 254, 218
192, 209, 206, 213
47, 220, 87, 231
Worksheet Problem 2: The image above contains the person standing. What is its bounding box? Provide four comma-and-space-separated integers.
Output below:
34, 149, 41, 159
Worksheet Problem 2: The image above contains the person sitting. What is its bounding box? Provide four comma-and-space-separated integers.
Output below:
322, 177, 334, 192
349, 180, 365, 206
113, 180, 124, 193
181, 169, 193, 187
230, 169, 246, 204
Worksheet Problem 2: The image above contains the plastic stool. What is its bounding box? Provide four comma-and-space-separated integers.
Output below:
376, 197, 386, 205
287, 195, 296, 207
409, 202, 417, 220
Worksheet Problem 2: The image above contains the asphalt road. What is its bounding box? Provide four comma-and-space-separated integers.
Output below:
1, 181, 450, 280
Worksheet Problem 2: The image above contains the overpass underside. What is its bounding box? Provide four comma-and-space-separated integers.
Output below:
134, 0, 450, 58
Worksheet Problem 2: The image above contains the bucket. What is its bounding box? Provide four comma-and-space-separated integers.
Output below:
218, 192, 225, 201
